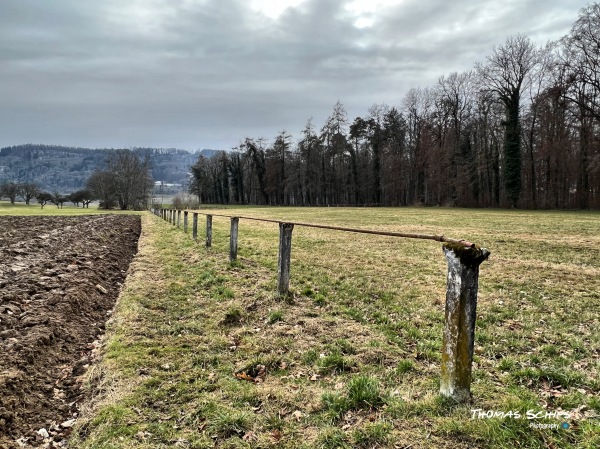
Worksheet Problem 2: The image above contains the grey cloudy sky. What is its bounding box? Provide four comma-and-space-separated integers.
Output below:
0, 0, 586, 151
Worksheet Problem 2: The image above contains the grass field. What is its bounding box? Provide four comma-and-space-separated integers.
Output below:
5, 203, 599, 448
0, 201, 143, 216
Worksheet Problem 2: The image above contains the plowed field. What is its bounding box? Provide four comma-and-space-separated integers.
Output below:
0, 215, 140, 448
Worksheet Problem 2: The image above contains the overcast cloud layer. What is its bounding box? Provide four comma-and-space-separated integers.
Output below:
0, 0, 587, 150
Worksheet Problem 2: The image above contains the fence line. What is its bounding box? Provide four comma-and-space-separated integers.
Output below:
175, 211, 477, 248
151, 207, 490, 403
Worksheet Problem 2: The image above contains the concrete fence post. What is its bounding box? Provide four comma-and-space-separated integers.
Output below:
184, 211, 189, 233
177, 210, 181, 227
229, 217, 239, 263
171, 210, 176, 225
169, 209, 172, 223
440, 243, 490, 403
206, 215, 213, 248
192, 213, 198, 240
277, 223, 294, 296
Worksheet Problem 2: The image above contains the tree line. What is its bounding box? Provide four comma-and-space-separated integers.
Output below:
189, 4, 600, 209
0, 149, 153, 210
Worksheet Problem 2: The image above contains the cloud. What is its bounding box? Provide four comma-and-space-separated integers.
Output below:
0, 0, 585, 150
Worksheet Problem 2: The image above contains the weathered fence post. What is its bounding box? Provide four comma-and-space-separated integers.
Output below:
440, 243, 490, 403
169, 209, 173, 224
277, 223, 294, 296
177, 210, 181, 227
184, 211, 188, 233
172, 210, 176, 225
229, 217, 239, 262
192, 213, 198, 240
206, 215, 213, 248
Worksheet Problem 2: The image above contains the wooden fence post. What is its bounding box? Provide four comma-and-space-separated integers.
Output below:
177, 210, 181, 227
172, 210, 176, 225
440, 243, 490, 403
192, 213, 198, 240
206, 215, 213, 248
184, 211, 189, 233
229, 217, 239, 262
277, 223, 294, 296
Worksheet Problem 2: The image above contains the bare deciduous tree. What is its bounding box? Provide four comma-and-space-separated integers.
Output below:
477, 34, 539, 207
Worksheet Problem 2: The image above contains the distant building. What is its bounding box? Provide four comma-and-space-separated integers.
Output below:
154, 181, 182, 188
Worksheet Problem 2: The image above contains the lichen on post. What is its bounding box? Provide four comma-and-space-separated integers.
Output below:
229, 217, 239, 262
192, 213, 198, 240
206, 215, 213, 248
440, 242, 490, 403
277, 222, 294, 296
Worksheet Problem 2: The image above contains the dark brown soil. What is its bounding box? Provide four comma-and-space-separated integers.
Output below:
0, 215, 141, 448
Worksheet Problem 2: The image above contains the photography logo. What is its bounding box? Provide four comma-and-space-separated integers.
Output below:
470, 409, 574, 430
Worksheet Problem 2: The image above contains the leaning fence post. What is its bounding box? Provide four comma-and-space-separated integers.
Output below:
206, 215, 213, 248
277, 223, 294, 296
184, 211, 189, 233
192, 213, 198, 240
440, 243, 490, 403
229, 217, 239, 262
177, 210, 181, 227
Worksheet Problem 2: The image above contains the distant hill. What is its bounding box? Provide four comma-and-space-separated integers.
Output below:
0, 144, 219, 193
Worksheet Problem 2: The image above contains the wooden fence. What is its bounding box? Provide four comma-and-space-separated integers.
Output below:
152, 208, 490, 403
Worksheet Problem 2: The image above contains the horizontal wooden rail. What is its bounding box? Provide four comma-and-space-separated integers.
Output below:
180, 210, 477, 248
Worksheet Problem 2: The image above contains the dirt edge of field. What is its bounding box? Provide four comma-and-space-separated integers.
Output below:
66, 214, 162, 447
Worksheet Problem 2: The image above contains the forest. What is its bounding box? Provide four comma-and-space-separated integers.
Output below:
189, 4, 600, 209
